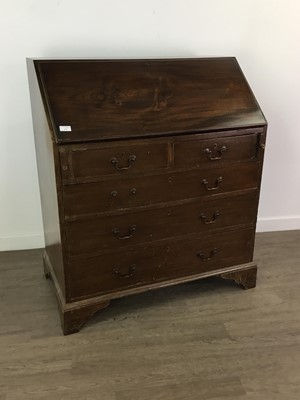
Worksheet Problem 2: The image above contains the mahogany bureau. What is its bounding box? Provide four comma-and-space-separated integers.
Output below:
27, 57, 267, 335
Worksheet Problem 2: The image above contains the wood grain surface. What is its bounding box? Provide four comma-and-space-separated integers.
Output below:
67, 228, 254, 300
35, 58, 266, 143
63, 162, 260, 216
0, 230, 299, 399
65, 191, 258, 256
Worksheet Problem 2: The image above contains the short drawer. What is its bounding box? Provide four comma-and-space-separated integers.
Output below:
174, 133, 258, 169
63, 162, 260, 217
60, 141, 168, 181
67, 228, 254, 300
66, 191, 258, 257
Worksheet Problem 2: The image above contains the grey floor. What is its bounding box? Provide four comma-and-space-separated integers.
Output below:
0, 230, 299, 399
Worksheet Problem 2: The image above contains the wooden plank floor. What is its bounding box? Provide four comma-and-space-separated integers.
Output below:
0, 230, 299, 399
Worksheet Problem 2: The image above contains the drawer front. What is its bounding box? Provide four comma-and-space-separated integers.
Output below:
174, 133, 258, 169
66, 191, 258, 257
63, 163, 259, 217
68, 228, 254, 300
60, 142, 168, 180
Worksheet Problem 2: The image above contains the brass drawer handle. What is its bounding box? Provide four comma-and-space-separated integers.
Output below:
202, 177, 223, 191
200, 211, 220, 224
204, 144, 227, 160
113, 264, 136, 278
197, 248, 218, 261
111, 155, 137, 170
112, 225, 136, 240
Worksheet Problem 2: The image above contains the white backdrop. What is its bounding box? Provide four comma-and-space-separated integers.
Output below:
1, 0, 300, 250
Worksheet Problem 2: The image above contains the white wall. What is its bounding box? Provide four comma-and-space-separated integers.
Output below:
1, 0, 300, 251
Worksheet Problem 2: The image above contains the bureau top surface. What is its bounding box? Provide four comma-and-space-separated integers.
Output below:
33, 57, 266, 143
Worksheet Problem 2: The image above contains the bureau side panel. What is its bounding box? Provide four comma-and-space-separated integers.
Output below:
252, 127, 267, 236
27, 59, 66, 298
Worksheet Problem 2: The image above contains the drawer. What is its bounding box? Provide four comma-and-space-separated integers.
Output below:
174, 133, 258, 169
60, 141, 168, 181
66, 191, 258, 257
63, 162, 260, 217
67, 228, 254, 300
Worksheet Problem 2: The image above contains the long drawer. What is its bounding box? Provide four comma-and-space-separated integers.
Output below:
67, 228, 254, 300
66, 191, 258, 257
63, 162, 259, 217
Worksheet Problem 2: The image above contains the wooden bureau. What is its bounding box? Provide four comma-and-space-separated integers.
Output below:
27, 57, 267, 335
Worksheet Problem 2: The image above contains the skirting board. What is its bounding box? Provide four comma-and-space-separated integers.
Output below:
0, 233, 44, 251
0, 216, 299, 251
256, 216, 300, 233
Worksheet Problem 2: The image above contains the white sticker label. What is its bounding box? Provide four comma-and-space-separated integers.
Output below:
59, 125, 72, 132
